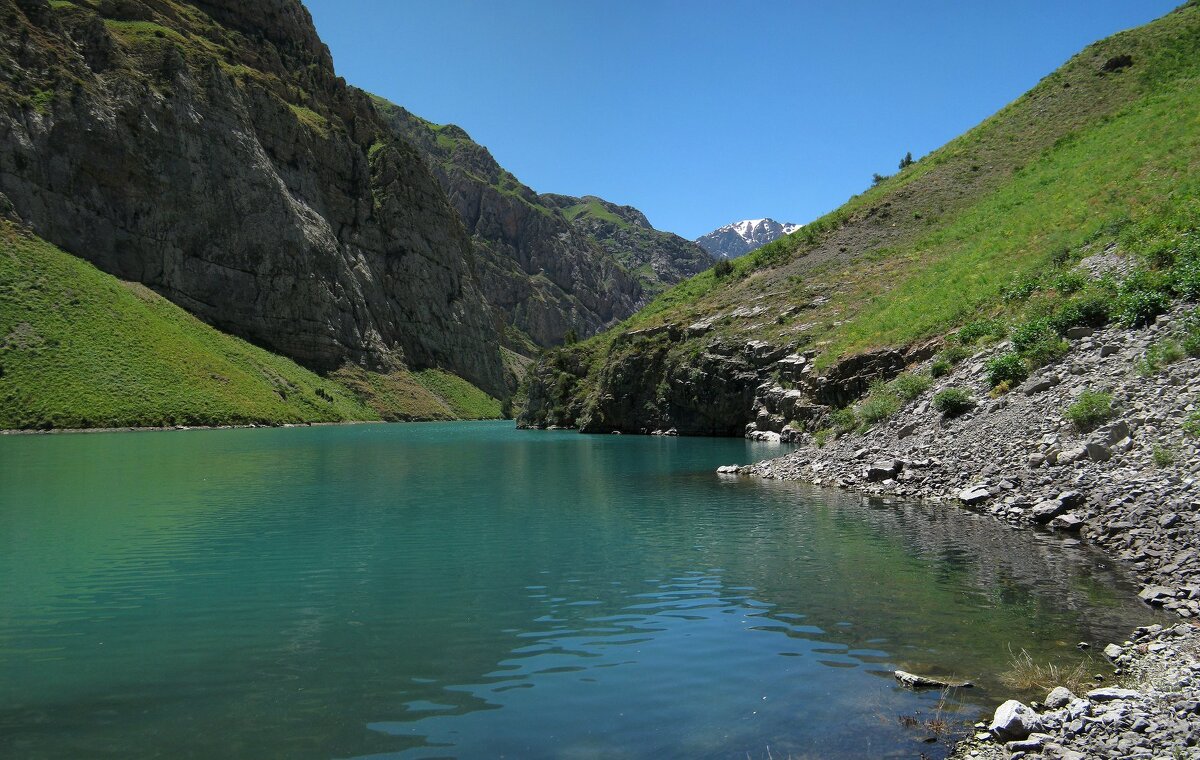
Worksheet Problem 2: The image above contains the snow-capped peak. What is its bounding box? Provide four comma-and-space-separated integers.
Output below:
695, 218, 802, 259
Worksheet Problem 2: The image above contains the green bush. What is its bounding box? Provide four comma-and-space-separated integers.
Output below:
1022, 336, 1070, 368
813, 428, 833, 448
1048, 291, 1111, 333
890, 372, 933, 400
942, 345, 973, 364
1065, 390, 1114, 432
1002, 274, 1042, 302
858, 390, 901, 425
933, 387, 975, 418
930, 357, 952, 378
830, 407, 858, 435
1052, 271, 1088, 295
1138, 338, 1186, 375
1152, 446, 1176, 467
1114, 269, 1172, 326
1010, 318, 1056, 353
986, 352, 1028, 388
956, 319, 1006, 345
713, 258, 734, 278
1184, 412, 1200, 438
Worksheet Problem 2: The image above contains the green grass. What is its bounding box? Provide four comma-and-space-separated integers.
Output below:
1065, 390, 1114, 432
0, 225, 502, 429
562, 199, 630, 229
288, 104, 331, 137
0, 224, 376, 429
414, 369, 502, 419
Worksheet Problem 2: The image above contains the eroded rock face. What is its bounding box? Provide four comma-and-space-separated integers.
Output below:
0, 0, 507, 395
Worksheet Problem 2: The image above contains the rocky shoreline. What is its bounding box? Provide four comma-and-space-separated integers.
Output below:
725, 308, 1200, 758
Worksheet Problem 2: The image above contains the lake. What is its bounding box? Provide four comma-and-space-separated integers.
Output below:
0, 421, 1156, 758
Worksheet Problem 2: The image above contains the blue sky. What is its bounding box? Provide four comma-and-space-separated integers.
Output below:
304, 1, 1179, 240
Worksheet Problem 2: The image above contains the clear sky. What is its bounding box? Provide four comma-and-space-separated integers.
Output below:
303, 1, 1180, 240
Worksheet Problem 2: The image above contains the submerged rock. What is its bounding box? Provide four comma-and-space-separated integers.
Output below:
894, 670, 973, 689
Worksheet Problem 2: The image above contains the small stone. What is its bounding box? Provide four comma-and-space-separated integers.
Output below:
1045, 686, 1076, 709
959, 486, 991, 506
1139, 585, 1176, 605
1103, 643, 1124, 660
1032, 499, 1067, 523
1087, 687, 1141, 701
1050, 513, 1084, 532
1085, 442, 1112, 462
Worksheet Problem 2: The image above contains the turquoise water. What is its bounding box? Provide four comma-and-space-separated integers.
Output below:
0, 422, 1155, 759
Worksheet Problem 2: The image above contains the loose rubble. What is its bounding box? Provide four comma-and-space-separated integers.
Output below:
727, 307, 1200, 758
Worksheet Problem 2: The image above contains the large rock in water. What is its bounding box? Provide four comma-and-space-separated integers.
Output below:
0, 0, 507, 395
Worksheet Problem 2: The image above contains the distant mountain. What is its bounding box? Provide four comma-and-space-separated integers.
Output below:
696, 219, 802, 259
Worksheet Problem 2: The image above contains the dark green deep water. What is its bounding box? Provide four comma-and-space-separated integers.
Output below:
0, 422, 1156, 759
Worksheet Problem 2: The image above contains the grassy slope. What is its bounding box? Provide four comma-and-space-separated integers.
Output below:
0, 224, 502, 429
547, 1, 1200, 394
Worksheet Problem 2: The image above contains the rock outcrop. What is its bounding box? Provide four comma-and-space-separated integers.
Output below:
0, 0, 507, 395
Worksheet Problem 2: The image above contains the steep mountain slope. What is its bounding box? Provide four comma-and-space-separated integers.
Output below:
370, 98, 713, 348
0, 221, 502, 429
696, 218, 802, 259
520, 1, 1200, 435
0, 0, 506, 397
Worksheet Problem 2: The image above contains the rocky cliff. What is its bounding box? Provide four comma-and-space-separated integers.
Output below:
0, 0, 507, 395
370, 99, 712, 348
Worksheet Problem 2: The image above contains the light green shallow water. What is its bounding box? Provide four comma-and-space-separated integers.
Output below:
0, 421, 1157, 758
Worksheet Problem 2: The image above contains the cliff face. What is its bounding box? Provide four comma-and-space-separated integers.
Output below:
0, 0, 507, 395
371, 99, 712, 348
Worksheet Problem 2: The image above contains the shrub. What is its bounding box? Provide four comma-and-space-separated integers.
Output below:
813, 428, 833, 448
1138, 339, 1186, 375
858, 390, 900, 425
1152, 446, 1176, 467
942, 345, 973, 364
1010, 318, 1055, 353
930, 357, 952, 378
1065, 390, 1113, 432
1002, 274, 1041, 302
1184, 412, 1200, 438
713, 258, 734, 278
1022, 336, 1070, 368
890, 372, 932, 400
956, 318, 1005, 346
1048, 291, 1111, 333
985, 352, 1028, 389
1114, 269, 1171, 326
1052, 270, 1088, 295
830, 407, 858, 435
933, 387, 975, 418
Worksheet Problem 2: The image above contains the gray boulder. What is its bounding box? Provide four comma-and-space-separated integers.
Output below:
990, 699, 1042, 741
